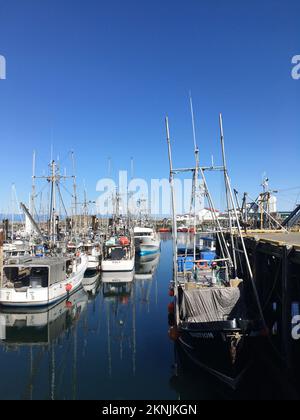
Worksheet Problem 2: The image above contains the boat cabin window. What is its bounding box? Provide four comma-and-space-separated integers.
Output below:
3, 266, 49, 288
134, 232, 152, 237
108, 247, 126, 260
84, 246, 93, 254
66, 260, 72, 274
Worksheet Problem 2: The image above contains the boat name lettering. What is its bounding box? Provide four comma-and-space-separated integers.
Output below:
190, 332, 214, 339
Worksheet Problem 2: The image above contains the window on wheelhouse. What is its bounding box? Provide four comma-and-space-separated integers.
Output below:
2, 266, 49, 289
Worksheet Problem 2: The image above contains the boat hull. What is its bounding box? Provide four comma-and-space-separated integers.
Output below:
101, 258, 135, 272
175, 322, 253, 388
135, 237, 160, 256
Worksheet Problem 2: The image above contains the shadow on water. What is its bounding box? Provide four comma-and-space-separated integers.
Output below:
0, 237, 300, 399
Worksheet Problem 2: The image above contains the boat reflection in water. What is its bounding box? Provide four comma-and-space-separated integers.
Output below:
102, 271, 134, 301
134, 254, 160, 310
0, 287, 88, 400
82, 272, 101, 299
102, 271, 136, 377
0, 288, 88, 346
134, 254, 160, 281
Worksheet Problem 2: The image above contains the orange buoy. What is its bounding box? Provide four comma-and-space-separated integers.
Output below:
168, 288, 174, 297
66, 301, 73, 308
168, 326, 180, 341
168, 302, 175, 313
66, 283, 72, 293
119, 236, 130, 246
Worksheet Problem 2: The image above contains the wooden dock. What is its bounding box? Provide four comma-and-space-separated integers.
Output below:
222, 230, 300, 371
242, 230, 300, 249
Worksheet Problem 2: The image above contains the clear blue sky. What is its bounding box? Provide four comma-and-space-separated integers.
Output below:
0, 0, 299, 213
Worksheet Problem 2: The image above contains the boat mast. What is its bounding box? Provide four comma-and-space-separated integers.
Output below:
219, 114, 237, 276
165, 117, 178, 285
189, 93, 199, 262
71, 152, 78, 237
11, 184, 15, 240
51, 160, 57, 246
31, 151, 36, 221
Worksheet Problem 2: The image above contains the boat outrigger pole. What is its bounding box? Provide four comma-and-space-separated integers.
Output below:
20, 202, 44, 241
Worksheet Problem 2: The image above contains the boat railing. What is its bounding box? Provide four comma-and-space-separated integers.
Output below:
193, 258, 230, 264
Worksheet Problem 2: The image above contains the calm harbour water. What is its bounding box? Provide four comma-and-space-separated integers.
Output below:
0, 235, 299, 400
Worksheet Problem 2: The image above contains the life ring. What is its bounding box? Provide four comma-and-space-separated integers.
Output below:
197, 261, 208, 270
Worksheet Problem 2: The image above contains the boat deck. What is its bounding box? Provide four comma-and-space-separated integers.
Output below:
5, 256, 67, 267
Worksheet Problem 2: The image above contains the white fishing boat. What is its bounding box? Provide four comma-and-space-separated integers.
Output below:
0, 253, 88, 307
101, 235, 135, 272
83, 241, 101, 271
133, 227, 160, 256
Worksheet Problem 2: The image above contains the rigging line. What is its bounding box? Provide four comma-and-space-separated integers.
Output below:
60, 182, 75, 199
247, 193, 287, 231
57, 183, 69, 217
189, 92, 197, 151
184, 169, 196, 274
55, 150, 72, 169
277, 186, 300, 192
275, 197, 298, 204
32, 202, 40, 224
12, 185, 25, 223
33, 182, 49, 199
49, 179, 54, 228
